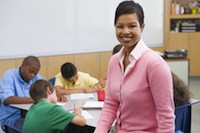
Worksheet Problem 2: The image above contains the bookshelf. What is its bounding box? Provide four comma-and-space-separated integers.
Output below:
164, 0, 200, 76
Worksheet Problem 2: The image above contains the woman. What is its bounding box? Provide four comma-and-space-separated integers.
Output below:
94, 1, 175, 133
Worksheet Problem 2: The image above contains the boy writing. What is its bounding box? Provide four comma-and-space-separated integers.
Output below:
23, 79, 86, 133
55, 62, 101, 95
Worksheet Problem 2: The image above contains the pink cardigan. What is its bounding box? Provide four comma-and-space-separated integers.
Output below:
94, 49, 175, 133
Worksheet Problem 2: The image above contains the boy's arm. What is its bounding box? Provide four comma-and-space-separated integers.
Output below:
99, 72, 108, 88
56, 83, 101, 95
71, 107, 86, 126
55, 85, 86, 95
3, 96, 33, 105
84, 82, 102, 93
56, 91, 67, 102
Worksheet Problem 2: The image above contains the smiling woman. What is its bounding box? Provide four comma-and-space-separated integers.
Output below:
0, 0, 164, 59
94, 1, 174, 133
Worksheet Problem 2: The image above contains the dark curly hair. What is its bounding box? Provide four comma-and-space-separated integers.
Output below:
172, 72, 191, 107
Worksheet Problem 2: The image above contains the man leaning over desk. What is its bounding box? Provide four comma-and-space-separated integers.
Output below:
55, 62, 101, 95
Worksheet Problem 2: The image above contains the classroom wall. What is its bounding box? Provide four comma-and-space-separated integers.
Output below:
0, 0, 165, 79
0, 0, 164, 59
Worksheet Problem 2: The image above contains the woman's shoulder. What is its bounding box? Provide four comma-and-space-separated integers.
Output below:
143, 49, 164, 61
140, 49, 171, 75
139, 49, 166, 66
109, 54, 120, 63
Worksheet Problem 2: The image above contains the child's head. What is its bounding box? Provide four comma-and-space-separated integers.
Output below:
30, 80, 57, 103
20, 56, 41, 82
172, 72, 191, 106
61, 62, 78, 85
114, 1, 144, 27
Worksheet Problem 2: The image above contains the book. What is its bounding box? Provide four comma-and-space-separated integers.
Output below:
181, 29, 196, 32
164, 49, 187, 59
69, 110, 94, 120
181, 27, 196, 30
70, 93, 94, 100
82, 101, 104, 109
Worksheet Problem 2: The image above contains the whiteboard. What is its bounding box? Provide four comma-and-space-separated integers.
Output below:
0, 0, 164, 59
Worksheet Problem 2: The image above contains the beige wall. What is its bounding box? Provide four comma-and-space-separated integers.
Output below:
0, 51, 112, 80
0, 46, 164, 80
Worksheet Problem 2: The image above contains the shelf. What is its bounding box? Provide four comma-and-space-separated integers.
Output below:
169, 32, 200, 34
165, 0, 200, 76
170, 14, 200, 19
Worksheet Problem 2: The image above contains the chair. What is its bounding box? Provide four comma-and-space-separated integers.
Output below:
175, 103, 192, 133
49, 77, 56, 85
4, 124, 24, 133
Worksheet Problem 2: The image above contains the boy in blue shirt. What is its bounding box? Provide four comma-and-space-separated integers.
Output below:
0, 56, 44, 131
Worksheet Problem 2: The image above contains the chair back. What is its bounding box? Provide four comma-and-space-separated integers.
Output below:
4, 124, 24, 133
175, 103, 191, 133
49, 77, 56, 85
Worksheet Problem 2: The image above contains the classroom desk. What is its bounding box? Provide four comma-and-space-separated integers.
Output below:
10, 97, 85, 112
10, 93, 199, 133
190, 98, 199, 105
10, 92, 102, 128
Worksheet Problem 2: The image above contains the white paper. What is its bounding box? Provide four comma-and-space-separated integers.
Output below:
81, 110, 94, 120
82, 101, 104, 109
69, 110, 94, 120
70, 93, 94, 99
56, 102, 66, 106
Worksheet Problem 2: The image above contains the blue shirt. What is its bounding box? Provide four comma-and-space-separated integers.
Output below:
0, 68, 43, 129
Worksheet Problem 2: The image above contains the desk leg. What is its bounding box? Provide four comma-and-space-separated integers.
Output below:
20, 109, 27, 118
69, 124, 95, 133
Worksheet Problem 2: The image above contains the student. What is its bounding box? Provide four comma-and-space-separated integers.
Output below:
22, 79, 86, 133
172, 72, 191, 107
55, 62, 101, 95
94, 1, 175, 133
0, 56, 43, 131
99, 44, 123, 88
159, 55, 191, 107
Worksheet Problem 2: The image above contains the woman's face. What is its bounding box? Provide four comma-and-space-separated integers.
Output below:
115, 13, 144, 48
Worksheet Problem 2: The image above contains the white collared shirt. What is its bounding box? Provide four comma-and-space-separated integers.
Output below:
117, 39, 149, 77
